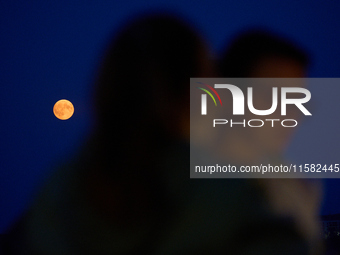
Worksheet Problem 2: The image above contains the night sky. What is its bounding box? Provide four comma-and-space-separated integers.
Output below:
1, 0, 340, 233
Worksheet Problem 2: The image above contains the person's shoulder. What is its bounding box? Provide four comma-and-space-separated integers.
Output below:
1, 211, 31, 254
1, 149, 87, 254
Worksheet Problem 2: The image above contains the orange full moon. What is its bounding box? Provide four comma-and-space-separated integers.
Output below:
53, 99, 74, 120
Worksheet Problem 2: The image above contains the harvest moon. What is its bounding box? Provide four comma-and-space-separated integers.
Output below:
53, 99, 74, 120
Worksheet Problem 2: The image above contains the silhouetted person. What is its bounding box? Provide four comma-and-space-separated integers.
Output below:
219, 29, 323, 255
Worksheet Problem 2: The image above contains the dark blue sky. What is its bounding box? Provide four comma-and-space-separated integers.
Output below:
1, 0, 340, 232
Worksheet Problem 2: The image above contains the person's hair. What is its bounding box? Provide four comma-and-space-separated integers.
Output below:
219, 29, 309, 77
91, 13, 205, 175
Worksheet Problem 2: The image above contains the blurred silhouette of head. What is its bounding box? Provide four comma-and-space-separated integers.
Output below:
91, 13, 212, 175
218, 29, 310, 161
